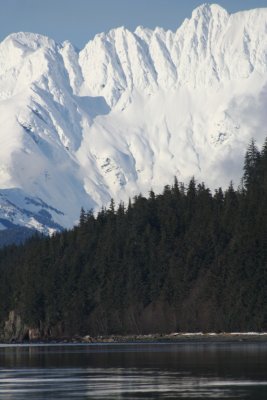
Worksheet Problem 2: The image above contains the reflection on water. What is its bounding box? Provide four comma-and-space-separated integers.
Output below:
1, 343, 267, 399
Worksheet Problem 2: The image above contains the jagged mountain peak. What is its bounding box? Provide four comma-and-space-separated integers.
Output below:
191, 3, 229, 17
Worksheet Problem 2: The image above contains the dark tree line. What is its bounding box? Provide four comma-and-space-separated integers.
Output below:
1, 138, 267, 337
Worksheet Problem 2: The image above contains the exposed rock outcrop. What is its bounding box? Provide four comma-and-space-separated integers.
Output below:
1, 311, 29, 341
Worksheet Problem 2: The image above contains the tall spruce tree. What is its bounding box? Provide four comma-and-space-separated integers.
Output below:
243, 138, 260, 190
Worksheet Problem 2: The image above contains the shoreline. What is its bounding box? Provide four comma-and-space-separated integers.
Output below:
2, 332, 267, 345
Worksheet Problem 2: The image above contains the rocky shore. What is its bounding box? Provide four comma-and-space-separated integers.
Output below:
65, 332, 267, 344
2, 311, 267, 344
2, 332, 267, 345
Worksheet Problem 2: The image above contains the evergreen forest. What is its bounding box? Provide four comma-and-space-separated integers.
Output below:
1, 138, 267, 339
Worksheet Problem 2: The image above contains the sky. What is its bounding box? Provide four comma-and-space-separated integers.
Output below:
1, 0, 267, 48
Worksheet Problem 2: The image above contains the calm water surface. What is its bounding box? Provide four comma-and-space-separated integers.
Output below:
1, 342, 267, 399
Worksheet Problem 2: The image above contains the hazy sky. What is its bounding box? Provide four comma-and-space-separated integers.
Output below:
1, 0, 267, 48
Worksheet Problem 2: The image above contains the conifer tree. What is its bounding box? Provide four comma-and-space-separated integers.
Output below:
243, 138, 260, 189
79, 207, 86, 226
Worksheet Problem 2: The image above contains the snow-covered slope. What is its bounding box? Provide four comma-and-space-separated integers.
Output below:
0, 4, 267, 232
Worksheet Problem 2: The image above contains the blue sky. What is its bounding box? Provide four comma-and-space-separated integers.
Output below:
1, 0, 267, 48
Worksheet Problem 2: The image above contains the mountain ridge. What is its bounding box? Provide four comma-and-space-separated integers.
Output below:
0, 3, 267, 233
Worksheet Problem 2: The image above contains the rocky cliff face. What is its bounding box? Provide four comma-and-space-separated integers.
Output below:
1, 311, 28, 341
0, 311, 65, 342
0, 4, 267, 233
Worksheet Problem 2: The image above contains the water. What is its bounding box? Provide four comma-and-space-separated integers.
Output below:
1, 342, 267, 399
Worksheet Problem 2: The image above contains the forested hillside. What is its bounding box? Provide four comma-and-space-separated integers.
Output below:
1, 138, 267, 340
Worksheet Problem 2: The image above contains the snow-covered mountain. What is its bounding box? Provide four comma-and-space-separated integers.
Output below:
0, 3, 267, 233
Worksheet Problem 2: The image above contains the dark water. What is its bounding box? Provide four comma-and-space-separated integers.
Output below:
1, 342, 267, 399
